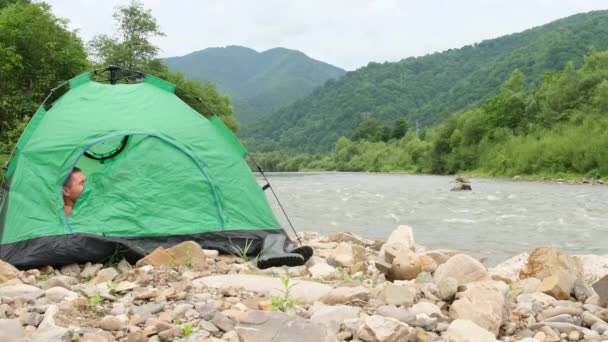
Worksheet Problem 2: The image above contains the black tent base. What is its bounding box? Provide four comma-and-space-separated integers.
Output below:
0, 229, 285, 269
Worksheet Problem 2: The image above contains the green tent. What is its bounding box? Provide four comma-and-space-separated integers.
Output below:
0, 69, 284, 268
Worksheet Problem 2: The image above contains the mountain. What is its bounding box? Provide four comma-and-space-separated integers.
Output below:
241, 10, 608, 153
164, 46, 346, 123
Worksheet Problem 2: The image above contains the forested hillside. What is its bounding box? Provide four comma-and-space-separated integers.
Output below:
243, 11, 608, 153
164, 46, 345, 123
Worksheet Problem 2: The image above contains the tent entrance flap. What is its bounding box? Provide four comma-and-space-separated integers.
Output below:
66, 133, 226, 237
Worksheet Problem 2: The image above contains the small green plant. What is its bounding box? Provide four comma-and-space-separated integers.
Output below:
102, 245, 123, 268
271, 275, 299, 312
36, 273, 50, 282
106, 281, 118, 291
89, 293, 102, 308
228, 237, 255, 261
183, 323, 192, 337
173, 319, 182, 325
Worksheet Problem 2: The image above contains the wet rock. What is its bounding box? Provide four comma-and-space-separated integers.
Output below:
434, 254, 490, 286
45, 287, 78, 303
442, 319, 496, 342
310, 305, 361, 334
322, 286, 371, 305
449, 281, 506, 336
378, 282, 416, 307
0, 319, 24, 342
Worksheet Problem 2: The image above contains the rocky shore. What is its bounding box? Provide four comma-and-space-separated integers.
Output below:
0, 226, 607, 342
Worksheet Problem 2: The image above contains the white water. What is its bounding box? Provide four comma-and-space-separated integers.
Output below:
261, 172, 608, 265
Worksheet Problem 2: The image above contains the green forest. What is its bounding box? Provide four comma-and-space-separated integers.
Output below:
252, 50, 608, 180
0, 0, 237, 172
241, 10, 608, 154
164, 46, 345, 124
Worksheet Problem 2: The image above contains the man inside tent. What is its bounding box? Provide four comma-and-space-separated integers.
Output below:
63, 167, 86, 216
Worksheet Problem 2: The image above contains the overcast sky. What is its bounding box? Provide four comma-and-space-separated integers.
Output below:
45, 0, 607, 70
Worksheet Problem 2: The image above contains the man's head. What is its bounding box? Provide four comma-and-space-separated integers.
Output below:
63, 167, 86, 203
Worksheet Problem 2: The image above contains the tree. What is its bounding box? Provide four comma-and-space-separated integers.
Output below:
88, 0, 165, 70
391, 118, 408, 139
87, 1, 239, 132
0, 1, 87, 152
351, 118, 389, 142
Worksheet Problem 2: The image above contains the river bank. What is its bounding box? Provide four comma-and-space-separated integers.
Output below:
1, 226, 607, 341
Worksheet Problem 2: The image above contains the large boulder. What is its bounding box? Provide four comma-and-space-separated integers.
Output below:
519, 247, 583, 300
0, 260, 19, 284
434, 254, 490, 286
442, 319, 497, 342
449, 281, 507, 336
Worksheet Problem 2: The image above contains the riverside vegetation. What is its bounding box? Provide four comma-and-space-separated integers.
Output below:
1, 226, 608, 341
250, 50, 608, 181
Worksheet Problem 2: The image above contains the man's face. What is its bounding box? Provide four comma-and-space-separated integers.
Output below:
63, 171, 86, 201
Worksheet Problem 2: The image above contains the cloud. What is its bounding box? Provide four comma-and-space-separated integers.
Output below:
44, 0, 608, 70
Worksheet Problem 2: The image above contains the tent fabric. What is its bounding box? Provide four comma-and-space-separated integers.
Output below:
0, 72, 283, 268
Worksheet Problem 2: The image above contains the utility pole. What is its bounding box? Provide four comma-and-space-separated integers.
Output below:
416, 120, 419, 138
